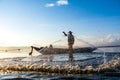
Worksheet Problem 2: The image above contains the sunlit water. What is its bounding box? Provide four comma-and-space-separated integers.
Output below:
0, 52, 120, 80
0, 52, 102, 61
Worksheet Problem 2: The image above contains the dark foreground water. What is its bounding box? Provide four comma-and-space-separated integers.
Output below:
0, 52, 120, 80
0, 72, 120, 80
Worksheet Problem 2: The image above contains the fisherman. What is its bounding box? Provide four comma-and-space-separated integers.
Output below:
63, 31, 74, 61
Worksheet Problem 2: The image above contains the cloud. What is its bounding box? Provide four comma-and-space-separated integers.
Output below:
97, 34, 120, 46
45, 0, 69, 7
95, 34, 120, 52
45, 3, 55, 7
76, 34, 120, 52
57, 0, 68, 6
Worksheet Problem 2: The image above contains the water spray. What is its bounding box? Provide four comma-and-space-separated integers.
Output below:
103, 50, 106, 64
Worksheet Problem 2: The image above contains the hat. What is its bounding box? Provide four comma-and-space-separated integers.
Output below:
68, 31, 72, 34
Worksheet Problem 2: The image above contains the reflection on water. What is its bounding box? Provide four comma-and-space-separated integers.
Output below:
0, 52, 103, 62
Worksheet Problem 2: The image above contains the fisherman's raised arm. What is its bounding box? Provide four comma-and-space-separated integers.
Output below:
63, 31, 67, 36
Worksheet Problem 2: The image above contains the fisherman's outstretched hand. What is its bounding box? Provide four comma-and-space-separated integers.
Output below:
62, 31, 67, 36
62, 31, 65, 33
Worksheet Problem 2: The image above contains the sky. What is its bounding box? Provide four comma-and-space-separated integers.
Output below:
0, 0, 120, 47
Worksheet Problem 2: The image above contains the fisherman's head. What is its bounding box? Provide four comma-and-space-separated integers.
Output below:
68, 31, 72, 34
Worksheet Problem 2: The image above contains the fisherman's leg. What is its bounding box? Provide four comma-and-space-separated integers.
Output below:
68, 44, 74, 61
69, 52, 74, 61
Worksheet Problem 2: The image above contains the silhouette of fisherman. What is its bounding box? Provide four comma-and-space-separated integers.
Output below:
63, 31, 74, 61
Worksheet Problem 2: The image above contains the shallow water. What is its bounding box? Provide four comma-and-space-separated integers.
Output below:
0, 52, 120, 80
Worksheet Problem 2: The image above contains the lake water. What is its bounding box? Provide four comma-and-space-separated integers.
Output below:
0, 52, 120, 80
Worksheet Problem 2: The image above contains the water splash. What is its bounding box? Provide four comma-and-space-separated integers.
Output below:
103, 50, 106, 64
0, 53, 120, 74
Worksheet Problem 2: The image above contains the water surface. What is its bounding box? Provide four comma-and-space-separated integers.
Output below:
0, 52, 120, 80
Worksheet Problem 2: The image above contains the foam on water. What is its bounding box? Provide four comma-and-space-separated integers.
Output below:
0, 52, 120, 75
0, 52, 120, 80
